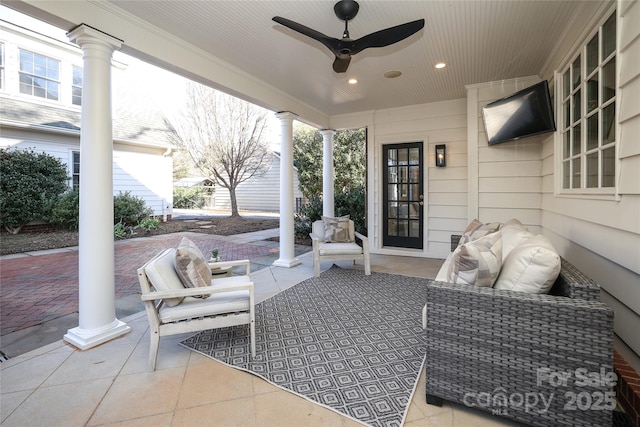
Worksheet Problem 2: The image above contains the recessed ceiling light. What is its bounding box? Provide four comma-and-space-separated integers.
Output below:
384, 70, 402, 78
434, 62, 447, 69
348, 78, 358, 84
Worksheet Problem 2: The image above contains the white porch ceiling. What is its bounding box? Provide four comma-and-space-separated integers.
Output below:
7, 0, 601, 122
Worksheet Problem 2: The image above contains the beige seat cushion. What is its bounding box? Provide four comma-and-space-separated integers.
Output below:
159, 289, 250, 323
144, 248, 185, 307
319, 242, 362, 255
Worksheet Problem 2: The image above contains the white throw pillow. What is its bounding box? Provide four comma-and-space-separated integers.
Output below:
447, 231, 503, 287
503, 218, 526, 229
501, 226, 534, 263
494, 235, 561, 294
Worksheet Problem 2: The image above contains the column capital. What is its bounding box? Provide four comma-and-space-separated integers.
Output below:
67, 24, 123, 50
275, 111, 298, 122
320, 129, 336, 138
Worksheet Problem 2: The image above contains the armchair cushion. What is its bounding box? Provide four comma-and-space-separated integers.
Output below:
494, 234, 561, 294
318, 241, 363, 255
144, 248, 185, 307
159, 288, 251, 323
174, 237, 211, 298
322, 215, 353, 242
447, 231, 502, 287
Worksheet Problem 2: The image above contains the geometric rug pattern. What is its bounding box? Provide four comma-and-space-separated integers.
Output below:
181, 266, 428, 427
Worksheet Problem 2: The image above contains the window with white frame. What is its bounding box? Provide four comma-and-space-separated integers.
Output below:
19, 49, 60, 101
72, 65, 82, 106
560, 11, 616, 191
72, 151, 80, 190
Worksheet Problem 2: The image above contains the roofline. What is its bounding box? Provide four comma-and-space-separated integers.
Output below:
0, 119, 175, 151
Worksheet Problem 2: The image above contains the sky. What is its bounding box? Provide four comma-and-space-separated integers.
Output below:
1, 5, 283, 149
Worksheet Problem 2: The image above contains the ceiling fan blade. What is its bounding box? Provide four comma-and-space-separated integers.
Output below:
273, 16, 341, 54
351, 19, 425, 55
333, 56, 352, 73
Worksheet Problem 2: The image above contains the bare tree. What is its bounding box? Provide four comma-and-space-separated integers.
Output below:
172, 82, 271, 217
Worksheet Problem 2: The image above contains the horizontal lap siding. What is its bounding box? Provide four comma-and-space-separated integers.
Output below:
470, 76, 544, 231
213, 155, 303, 212
371, 99, 467, 257
113, 146, 173, 217
541, 0, 640, 358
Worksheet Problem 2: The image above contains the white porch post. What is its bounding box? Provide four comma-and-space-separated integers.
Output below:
64, 25, 130, 350
273, 112, 301, 268
320, 129, 336, 218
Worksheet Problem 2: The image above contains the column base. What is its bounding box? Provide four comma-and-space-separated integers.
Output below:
64, 319, 131, 350
273, 258, 302, 268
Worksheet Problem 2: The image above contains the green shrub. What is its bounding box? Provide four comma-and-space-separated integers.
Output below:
137, 217, 160, 231
114, 220, 136, 239
113, 191, 153, 227
0, 148, 69, 234
335, 186, 366, 234
49, 189, 80, 230
294, 196, 323, 239
294, 185, 367, 239
173, 186, 209, 209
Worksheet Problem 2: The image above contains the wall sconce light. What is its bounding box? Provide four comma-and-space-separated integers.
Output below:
435, 144, 446, 167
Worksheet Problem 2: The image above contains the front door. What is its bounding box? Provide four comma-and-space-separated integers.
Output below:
382, 142, 424, 249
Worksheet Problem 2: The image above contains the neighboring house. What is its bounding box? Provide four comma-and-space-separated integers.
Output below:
0, 20, 176, 219
211, 151, 304, 212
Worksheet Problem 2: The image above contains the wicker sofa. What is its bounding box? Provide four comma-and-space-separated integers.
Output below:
424, 256, 615, 426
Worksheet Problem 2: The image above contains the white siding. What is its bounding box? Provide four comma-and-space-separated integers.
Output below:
540, 1, 640, 358
466, 75, 544, 232
1, 128, 173, 218
212, 153, 303, 212
113, 144, 173, 217
334, 99, 467, 258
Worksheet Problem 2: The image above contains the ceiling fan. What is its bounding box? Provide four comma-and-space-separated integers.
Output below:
273, 0, 425, 73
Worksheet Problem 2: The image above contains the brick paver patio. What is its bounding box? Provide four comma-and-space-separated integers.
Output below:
0, 231, 299, 336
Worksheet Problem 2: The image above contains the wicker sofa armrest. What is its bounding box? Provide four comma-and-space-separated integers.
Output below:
425, 280, 614, 426
549, 257, 602, 301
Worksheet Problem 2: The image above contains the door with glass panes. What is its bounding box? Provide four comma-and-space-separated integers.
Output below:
382, 143, 423, 249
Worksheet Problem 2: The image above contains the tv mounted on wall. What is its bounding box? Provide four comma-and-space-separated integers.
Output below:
482, 80, 556, 146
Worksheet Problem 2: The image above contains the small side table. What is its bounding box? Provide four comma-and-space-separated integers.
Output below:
210, 264, 233, 278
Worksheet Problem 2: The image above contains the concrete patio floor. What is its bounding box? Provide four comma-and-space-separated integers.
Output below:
0, 236, 526, 427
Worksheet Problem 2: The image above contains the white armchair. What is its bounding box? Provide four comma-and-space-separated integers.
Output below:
137, 248, 255, 371
310, 218, 371, 277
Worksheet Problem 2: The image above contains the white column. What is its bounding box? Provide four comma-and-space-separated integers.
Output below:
273, 112, 301, 268
64, 25, 130, 350
320, 129, 336, 218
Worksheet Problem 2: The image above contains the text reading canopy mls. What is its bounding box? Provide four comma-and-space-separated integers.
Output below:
482, 81, 556, 146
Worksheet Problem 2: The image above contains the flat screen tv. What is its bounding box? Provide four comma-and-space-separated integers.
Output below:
482, 80, 556, 146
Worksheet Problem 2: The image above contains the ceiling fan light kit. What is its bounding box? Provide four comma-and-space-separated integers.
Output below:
273, 0, 424, 73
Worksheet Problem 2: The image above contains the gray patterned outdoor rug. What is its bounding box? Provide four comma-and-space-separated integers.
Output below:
180, 265, 427, 427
